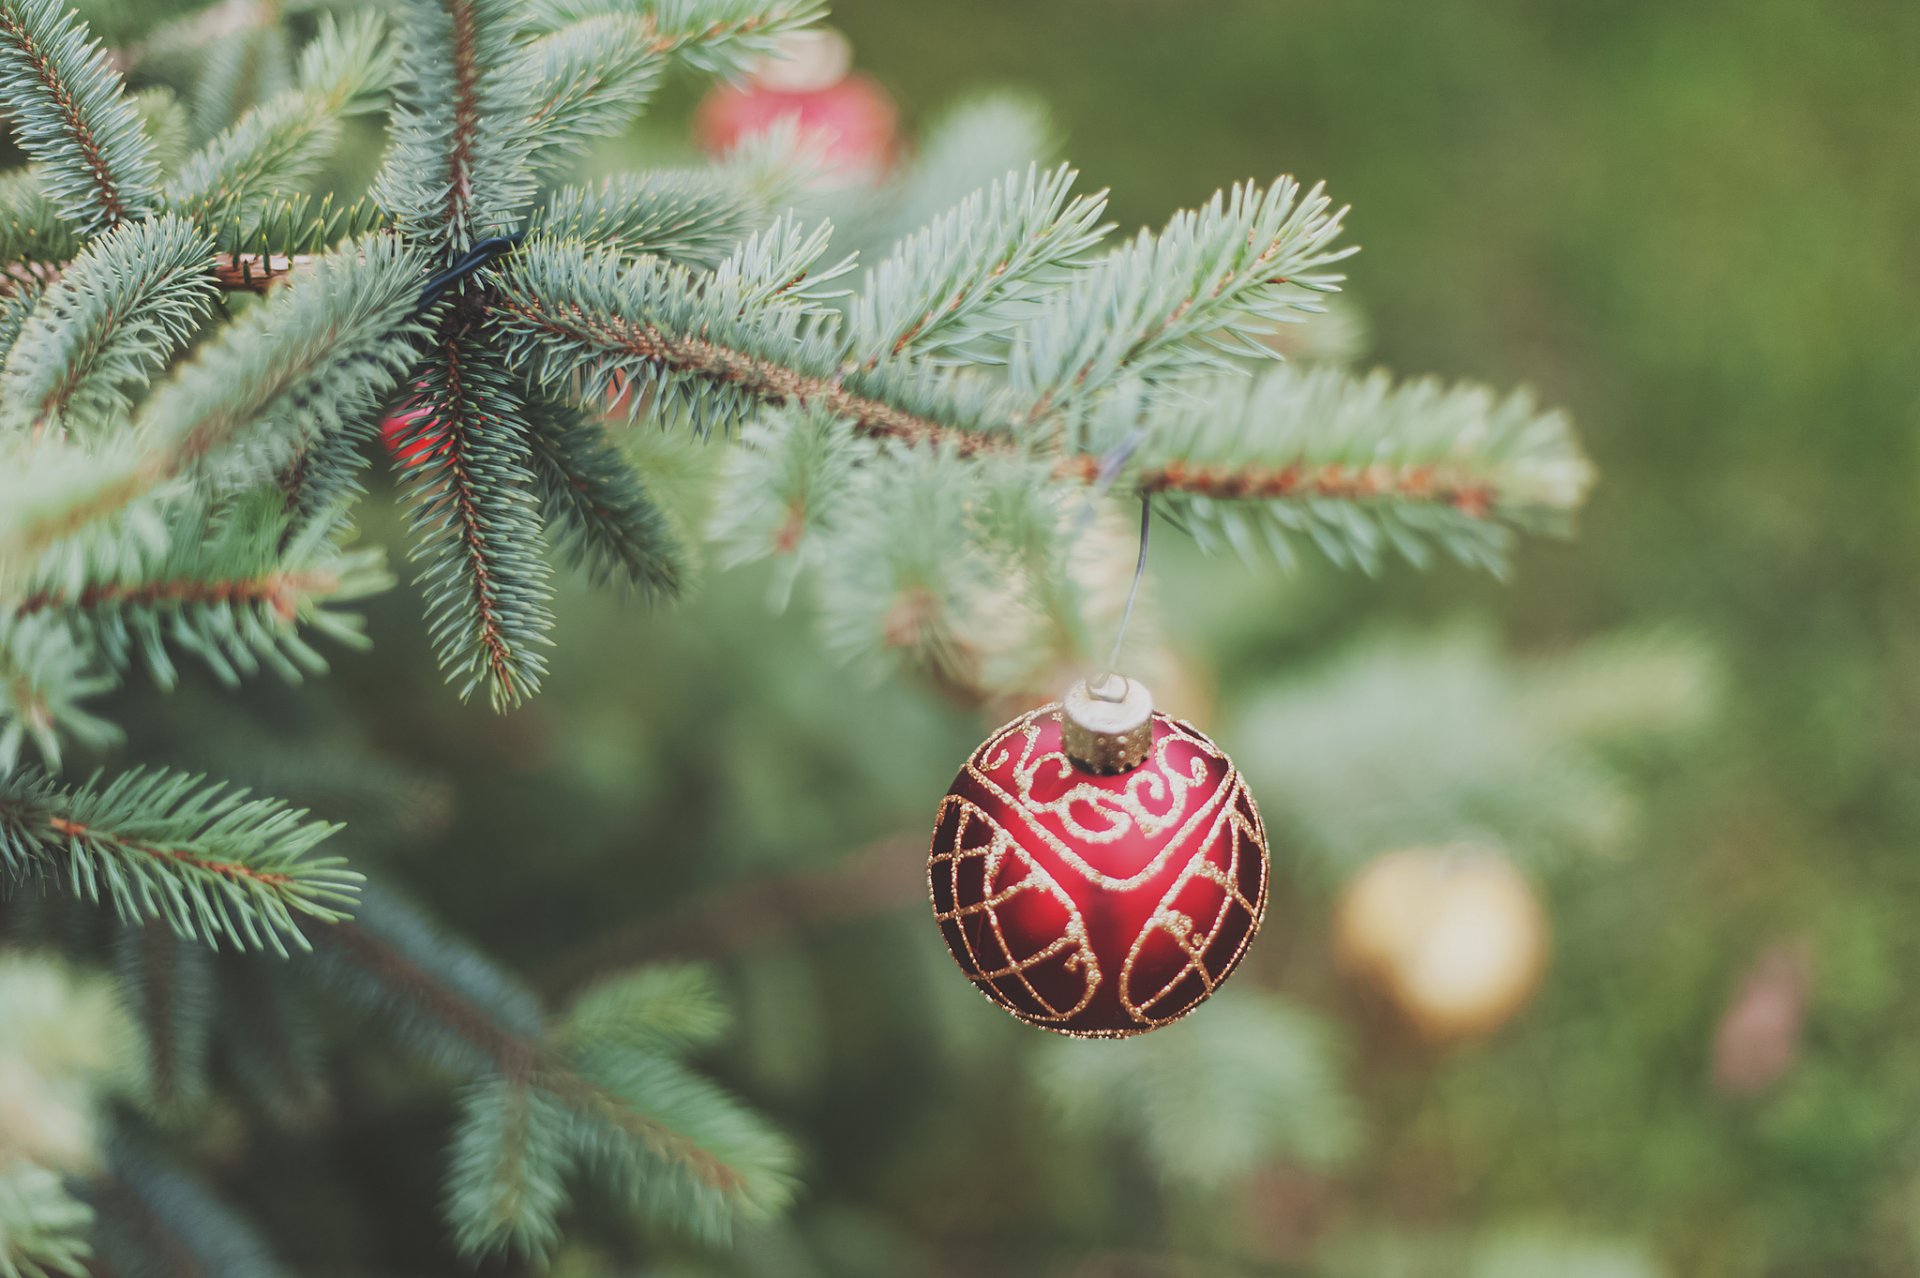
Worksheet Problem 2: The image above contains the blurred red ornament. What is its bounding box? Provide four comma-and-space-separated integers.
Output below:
693, 29, 898, 181
380, 401, 445, 467
929, 679, 1269, 1037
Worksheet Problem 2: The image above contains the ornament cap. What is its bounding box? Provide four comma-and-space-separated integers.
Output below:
1061, 674, 1154, 774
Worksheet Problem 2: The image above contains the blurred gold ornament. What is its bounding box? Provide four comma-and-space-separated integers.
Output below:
0, 1056, 98, 1173
1334, 845, 1548, 1040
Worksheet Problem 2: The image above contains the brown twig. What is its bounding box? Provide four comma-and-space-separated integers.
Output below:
497, 294, 1003, 457
12, 568, 339, 621
501, 292, 1509, 518
39, 813, 294, 888
1, 251, 312, 299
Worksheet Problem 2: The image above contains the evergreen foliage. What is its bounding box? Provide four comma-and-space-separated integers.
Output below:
0, 0, 1595, 1263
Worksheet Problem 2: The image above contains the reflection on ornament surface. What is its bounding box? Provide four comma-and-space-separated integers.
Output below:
929, 703, 1269, 1037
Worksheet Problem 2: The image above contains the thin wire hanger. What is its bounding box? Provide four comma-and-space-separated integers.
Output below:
1089, 493, 1151, 703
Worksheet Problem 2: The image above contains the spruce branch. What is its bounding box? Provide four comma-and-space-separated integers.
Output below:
712, 211, 857, 316
0, 767, 361, 954
394, 316, 555, 710
525, 398, 685, 597
0, 169, 80, 265
275, 422, 377, 549
495, 236, 1029, 445
0, 435, 170, 604
311, 891, 796, 1257
446, 1075, 577, 1260
813, 441, 996, 680
0, 233, 426, 572
536, 129, 817, 269
375, 0, 526, 257
870, 91, 1059, 255
0, 212, 217, 436
560, 1039, 795, 1238
0, 0, 160, 237
9, 494, 392, 691
1088, 365, 1596, 572
1009, 176, 1353, 404
539, 172, 768, 270
165, 13, 396, 229
1, 195, 383, 300
559, 964, 732, 1054
708, 403, 875, 605
850, 162, 1110, 365
494, 14, 665, 178
0, 611, 119, 774
0, 1167, 92, 1278
530, 0, 826, 75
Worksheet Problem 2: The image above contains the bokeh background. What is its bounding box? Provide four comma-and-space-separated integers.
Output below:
32, 0, 1920, 1274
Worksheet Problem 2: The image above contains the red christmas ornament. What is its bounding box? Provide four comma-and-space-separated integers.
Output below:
929, 678, 1269, 1037
693, 29, 898, 182
379, 402, 444, 467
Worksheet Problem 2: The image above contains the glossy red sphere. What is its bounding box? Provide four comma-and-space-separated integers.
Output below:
929, 704, 1269, 1037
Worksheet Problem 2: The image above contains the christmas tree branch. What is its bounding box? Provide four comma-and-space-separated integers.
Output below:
620, 0, 826, 75
0, 213, 217, 436
496, 237, 1029, 445
1010, 176, 1354, 404
7, 496, 391, 692
850, 162, 1110, 365
164, 13, 396, 229
312, 891, 794, 1256
375, 0, 523, 257
12, 569, 351, 620
3, 250, 324, 299
536, 143, 805, 269
504, 236, 1581, 551
0, 0, 160, 238
0, 1167, 92, 1278
495, 15, 665, 179
0, 234, 425, 574
0, 612, 120, 773
7, 202, 387, 300
1096, 364, 1595, 571
0, 768, 361, 955
524, 398, 686, 596
394, 316, 555, 710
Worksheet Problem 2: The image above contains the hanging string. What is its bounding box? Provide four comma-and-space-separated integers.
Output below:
1103, 493, 1152, 678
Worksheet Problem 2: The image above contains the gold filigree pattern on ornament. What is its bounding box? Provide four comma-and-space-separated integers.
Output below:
930, 794, 1100, 1023
969, 712, 1234, 892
